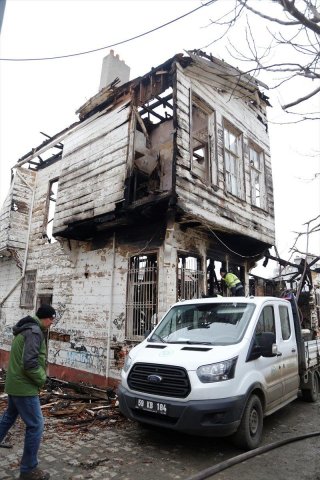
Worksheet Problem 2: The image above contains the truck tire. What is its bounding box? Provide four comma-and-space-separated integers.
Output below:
301, 371, 319, 402
232, 394, 263, 450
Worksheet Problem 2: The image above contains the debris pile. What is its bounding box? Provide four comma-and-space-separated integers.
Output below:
0, 376, 126, 434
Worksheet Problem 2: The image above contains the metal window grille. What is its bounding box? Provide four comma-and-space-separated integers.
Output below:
178, 256, 204, 300
126, 255, 158, 339
20, 270, 37, 308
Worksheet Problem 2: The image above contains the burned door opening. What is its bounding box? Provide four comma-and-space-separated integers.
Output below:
126, 253, 158, 339
178, 254, 204, 300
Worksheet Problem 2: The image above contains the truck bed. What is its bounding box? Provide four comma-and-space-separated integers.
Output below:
304, 339, 320, 369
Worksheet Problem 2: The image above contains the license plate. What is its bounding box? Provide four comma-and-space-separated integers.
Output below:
135, 398, 168, 415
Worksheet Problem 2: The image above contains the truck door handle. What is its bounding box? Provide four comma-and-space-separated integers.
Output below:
291, 348, 296, 352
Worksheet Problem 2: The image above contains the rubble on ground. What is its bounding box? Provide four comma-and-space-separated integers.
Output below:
0, 374, 127, 435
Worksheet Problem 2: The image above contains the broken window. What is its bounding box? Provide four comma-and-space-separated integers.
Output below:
129, 87, 173, 203
126, 254, 158, 339
36, 294, 53, 311
191, 95, 211, 181
178, 254, 204, 300
45, 179, 59, 243
224, 122, 243, 198
249, 142, 265, 209
20, 270, 37, 308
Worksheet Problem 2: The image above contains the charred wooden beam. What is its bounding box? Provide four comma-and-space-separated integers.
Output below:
140, 104, 165, 122
154, 93, 174, 110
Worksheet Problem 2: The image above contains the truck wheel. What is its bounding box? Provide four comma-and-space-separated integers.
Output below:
301, 372, 319, 402
232, 394, 263, 450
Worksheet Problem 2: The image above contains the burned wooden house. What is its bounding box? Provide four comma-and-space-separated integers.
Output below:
0, 50, 274, 387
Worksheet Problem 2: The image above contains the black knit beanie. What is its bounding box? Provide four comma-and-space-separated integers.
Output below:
36, 304, 56, 319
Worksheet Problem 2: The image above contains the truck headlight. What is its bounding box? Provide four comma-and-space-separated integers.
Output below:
197, 357, 238, 383
123, 354, 133, 373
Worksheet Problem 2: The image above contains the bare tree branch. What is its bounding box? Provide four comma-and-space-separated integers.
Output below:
203, 0, 320, 114
238, 0, 301, 25
280, 0, 320, 34
283, 84, 320, 108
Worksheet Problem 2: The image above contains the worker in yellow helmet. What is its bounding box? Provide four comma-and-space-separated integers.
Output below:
220, 268, 244, 296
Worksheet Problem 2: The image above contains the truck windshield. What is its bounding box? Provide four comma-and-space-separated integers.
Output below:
148, 302, 256, 346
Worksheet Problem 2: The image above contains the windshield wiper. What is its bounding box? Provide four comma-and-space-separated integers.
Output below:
185, 341, 212, 345
187, 324, 210, 330
148, 333, 165, 343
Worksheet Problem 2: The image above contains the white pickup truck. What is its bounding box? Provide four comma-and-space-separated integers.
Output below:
118, 296, 320, 450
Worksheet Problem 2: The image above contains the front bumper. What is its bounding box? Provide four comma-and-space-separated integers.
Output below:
117, 385, 246, 437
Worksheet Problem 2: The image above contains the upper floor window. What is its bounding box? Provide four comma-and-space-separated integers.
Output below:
249, 143, 266, 209
20, 270, 37, 308
45, 179, 59, 243
191, 95, 211, 182
223, 122, 243, 198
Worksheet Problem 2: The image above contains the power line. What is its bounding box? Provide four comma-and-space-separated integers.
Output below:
0, 1, 215, 62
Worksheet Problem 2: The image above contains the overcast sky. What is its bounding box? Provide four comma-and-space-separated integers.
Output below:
1, 0, 319, 270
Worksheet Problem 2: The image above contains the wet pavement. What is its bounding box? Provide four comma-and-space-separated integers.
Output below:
1, 395, 320, 480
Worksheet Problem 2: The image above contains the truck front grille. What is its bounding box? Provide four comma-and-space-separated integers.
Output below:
128, 362, 191, 398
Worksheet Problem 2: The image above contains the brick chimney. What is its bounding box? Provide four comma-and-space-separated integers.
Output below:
99, 49, 130, 91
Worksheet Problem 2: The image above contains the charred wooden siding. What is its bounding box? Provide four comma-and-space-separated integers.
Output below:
175, 61, 275, 246
53, 103, 131, 236
0, 168, 36, 257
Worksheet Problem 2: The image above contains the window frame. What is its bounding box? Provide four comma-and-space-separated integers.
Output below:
248, 141, 266, 210
255, 305, 276, 335
20, 270, 37, 308
279, 305, 291, 340
190, 93, 215, 184
223, 120, 244, 199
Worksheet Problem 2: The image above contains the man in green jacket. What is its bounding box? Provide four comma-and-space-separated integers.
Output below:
220, 268, 245, 296
0, 304, 56, 480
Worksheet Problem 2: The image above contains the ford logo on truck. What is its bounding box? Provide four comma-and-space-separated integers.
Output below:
147, 374, 162, 383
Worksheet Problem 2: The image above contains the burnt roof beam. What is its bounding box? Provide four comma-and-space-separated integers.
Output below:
140, 105, 165, 122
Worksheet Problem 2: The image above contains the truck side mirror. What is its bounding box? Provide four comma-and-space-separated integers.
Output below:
258, 332, 277, 357
247, 332, 277, 361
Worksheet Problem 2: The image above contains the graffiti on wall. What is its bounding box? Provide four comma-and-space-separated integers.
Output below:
113, 312, 125, 330
48, 343, 108, 376
53, 302, 66, 325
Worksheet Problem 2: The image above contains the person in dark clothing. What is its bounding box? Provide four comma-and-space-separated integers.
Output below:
220, 268, 245, 296
0, 304, 56, 480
